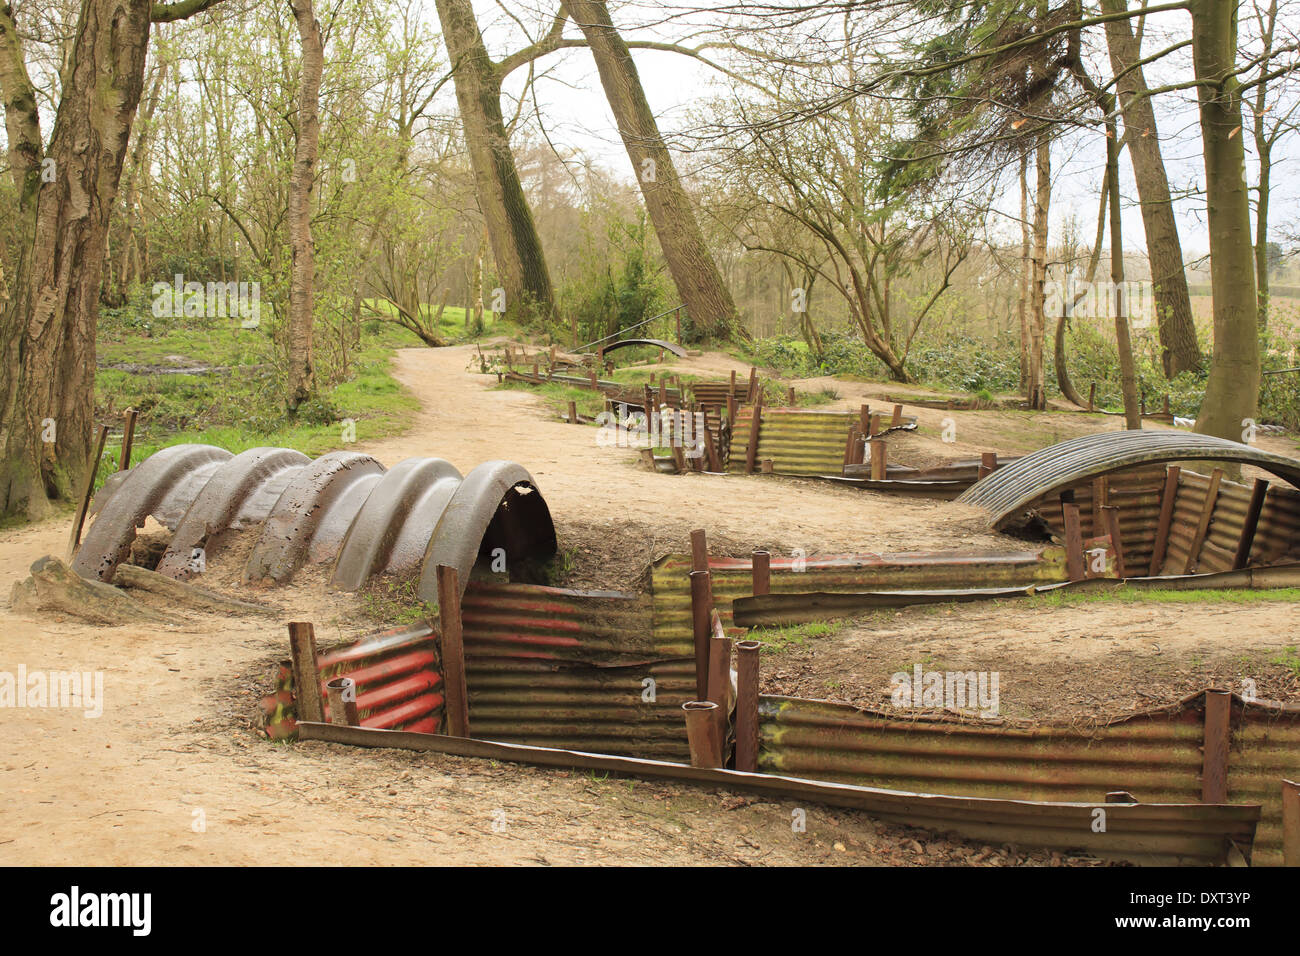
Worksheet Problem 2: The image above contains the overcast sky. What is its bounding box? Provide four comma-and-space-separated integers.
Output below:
466, 1, 1300, 262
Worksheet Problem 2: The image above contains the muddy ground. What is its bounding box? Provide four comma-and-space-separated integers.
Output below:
2, 343, 1297, 866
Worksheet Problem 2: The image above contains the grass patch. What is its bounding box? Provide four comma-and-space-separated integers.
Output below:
1020, 586, 1300, 609
747, 619, 843, 653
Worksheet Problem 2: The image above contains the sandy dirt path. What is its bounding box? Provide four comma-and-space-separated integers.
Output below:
0, 343, 1290, 866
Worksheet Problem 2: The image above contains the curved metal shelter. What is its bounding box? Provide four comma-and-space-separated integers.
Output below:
73, 444, 557, 597
956, 430, 1300, 527
598, 338, 687, 358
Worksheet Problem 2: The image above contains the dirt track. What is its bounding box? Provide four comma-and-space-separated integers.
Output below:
1, 344, 1294, 866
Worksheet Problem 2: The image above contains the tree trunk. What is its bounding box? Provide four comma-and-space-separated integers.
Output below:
434, 0, 554, 322
286, 0, 323, 413
1102, 0, 1202, 377
1017, 152, 1031, 390
1028, 135, 1050, 409
565, 0, 740, 342
0, 0, 154, 519
1107, 128, 1142, 429
1191, 0, 1260, 444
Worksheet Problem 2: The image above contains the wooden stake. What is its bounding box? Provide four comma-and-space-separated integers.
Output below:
288, 622, 324, 725
1232, 479, 1269, 570
1201, 689, 1231, 803
436, 564, 470, 737
1061, 501, 1085, 582
67, 424, 111, 559
1149, 466, 1181, 575
118, 409, 138, 471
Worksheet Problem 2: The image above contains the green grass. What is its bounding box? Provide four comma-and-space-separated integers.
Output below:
94, 310, 425, 493
1020, 586, 1300, 609
747, 619, 843, 653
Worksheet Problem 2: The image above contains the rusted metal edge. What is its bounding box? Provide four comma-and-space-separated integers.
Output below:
295, 721, 1259, 865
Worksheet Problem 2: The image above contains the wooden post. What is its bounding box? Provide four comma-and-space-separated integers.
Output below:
891, 404, 903, 427
326, 677, 359, 727
1184, 468, 1224, 574
67, 424, 111, 559
1061, 501, 1086, 582
1087, 382, 1095, 412
567, 400, 577, 424
869, 437, 887, 480
435, 564, 471, 737
1201, 689, 1231, 803
751, 550, 770, 596
1232, 478, 1269, 570
288, 622, 324, 724
843, 427, 860, 469
760, 458, 774, 474
977, 452, 997, 481
1163, 394, 1170, 416
869, 413, 882, 438
702, 421, 723, 472
1283, 778, 1300, 867
744, 391, 762, 474
726, 391, 736, 428
735, 641, 761, 773
690, 528, 709, 573
118, 409, 138, 471
747, 367, 758, 403
730, 369, 737, 399
858, 404, 870, 439
1091, 476, 1108, 531
1149, 466, 1181, 575
1101, 504, 1128, 578
689, 570, 713, 700
786, 386, 795, 406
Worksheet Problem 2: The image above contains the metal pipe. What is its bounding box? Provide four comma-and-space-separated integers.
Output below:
689, 569, 713, 699
326, 677, 359, 726
735, 640, 761, 772
751, 550, 771, 596
683, 701, 723, 768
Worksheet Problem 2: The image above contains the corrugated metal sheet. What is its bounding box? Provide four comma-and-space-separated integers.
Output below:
727, 408, 856, 476
1026, 465, 1168, 574
461, 581, 694, 759
1160, 470, 1300, 575
757, 691, 1298, 866
652, 549, 1070, 653
958, 431, 1300, 527
297, 720, 1260, 866
263, 621, 444, 738
72, 445, 557, 599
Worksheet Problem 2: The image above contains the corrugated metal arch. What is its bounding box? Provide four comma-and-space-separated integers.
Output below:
73, 443, 233, 582
957, 431, 1300, 527
72, 446, 558, 595
599, 338, 687, 358
243, 451, 386, 585
156, 447, 310, 580
416, 461, 558, 603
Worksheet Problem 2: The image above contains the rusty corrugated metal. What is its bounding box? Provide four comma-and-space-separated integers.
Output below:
726, 408, 856, 476
652, 549, 1070, 653
1024, 465, 1167, 573
263, 621, 444, 738
958, 431, 1300, 527
600, 338, 687, 358
72, 445, 557, 598
757, 691, 1297, 866
297, 720, 1260, 866
461, 580, 694, 759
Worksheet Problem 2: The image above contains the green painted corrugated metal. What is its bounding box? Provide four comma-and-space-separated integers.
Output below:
651, 549, 1070, 653
727, 408, 855, 476
757, 692, 1299, 866
461, 580, 693, 759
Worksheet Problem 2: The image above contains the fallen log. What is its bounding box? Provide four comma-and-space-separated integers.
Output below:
11, 555, 169, 625
114, 564, 281, 617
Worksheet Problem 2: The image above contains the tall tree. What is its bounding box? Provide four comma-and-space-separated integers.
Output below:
565, 0, 740, 340
433, 0, 554, 321
0, 0, 226, 520
1191, 0, 1261, 443
1101, 0, 1202, 377
286, 0, 324, 411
